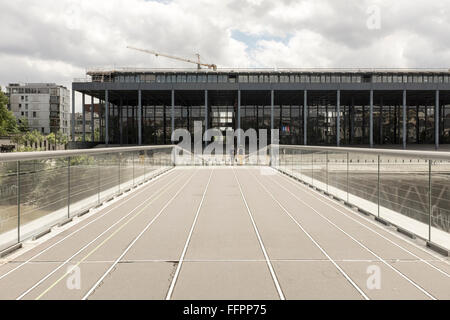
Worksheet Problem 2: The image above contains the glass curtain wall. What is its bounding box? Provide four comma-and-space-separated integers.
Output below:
407, 92, 435, 144
339, 92, 370, 146
241, 91, 272, 142
441, 92, 450, 144
275, 91, 303, 145
307, 91, 336, 145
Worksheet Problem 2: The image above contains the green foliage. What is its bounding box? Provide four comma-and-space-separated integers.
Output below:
17, 117, 29, 133
0, 87, 18, 136
56, 130, 68, 145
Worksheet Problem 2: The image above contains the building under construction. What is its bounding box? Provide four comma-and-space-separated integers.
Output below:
72, 66, 450, 148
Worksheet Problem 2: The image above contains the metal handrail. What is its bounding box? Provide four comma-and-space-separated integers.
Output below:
275, 145, 450, 161
0, 145, 176, 163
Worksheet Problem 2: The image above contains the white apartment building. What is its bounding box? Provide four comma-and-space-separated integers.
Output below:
6, 83, 70, 135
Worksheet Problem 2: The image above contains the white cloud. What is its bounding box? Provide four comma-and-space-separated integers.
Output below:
0, 0, 449, 109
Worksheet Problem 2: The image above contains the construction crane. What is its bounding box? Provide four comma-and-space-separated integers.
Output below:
127, 46, 217, 71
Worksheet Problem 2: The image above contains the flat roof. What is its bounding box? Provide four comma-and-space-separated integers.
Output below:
87, 67, 450, 75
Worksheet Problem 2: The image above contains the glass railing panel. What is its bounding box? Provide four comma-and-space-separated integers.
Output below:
312, 151, 327, 190
119, 152, 134, 192
301, 151, 313, 185
327, 151, 348, 201
292, 149, 302, 179
69, 154, 99, 218
431, 160, 450, 247
134, 151, 146, 185
379, 155, 430, 240
99, 153, 120, 202
347, 152, 379, 216
0, 161, 18, 250
19, 157, 69, 241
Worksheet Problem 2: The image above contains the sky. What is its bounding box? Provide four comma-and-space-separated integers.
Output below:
0, 0, 449, 110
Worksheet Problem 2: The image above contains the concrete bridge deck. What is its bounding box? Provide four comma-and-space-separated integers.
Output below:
0, 167, 448, 300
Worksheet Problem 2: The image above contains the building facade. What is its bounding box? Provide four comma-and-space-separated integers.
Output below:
72, 69, 450, 148
6, 83, 70, 135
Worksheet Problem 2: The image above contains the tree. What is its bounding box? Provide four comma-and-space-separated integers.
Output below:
0, 87, 18, 136
17, 117, 29, 133
56, 130, 68, 146
47, 132, 56, 150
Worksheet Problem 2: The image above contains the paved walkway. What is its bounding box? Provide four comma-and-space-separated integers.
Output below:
0, 167, 448, 300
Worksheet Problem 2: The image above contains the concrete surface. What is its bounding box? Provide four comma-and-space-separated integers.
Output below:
0, 167, 448, 300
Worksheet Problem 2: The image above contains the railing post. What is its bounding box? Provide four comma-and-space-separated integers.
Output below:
144, 151, 146, 181
68, 157, 71, 219
17, 161, 20, 243
300, 149, 302, 178
118, 153, 121, 193
326, 151, 329, 194
311, 152, 314, 186
347, 152, 350, 203
377, 154, 381, 218
428, 159, 432, 242
97, 156, 101, 205
133, 152, 135, 187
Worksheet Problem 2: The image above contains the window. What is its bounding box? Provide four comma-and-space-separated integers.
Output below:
301, 75, 310, 83
187, 74, 197, 82
351, 75, 362, 83
331, 75, 341, 83
177, 75, 187, 83
33, 112, 37, 118
207, 75, 218, 83
156, 75, 165, 83
279, 75, 289, 83
270, 75, 279, 83
218, 75, 228, 83
382, 75, 392, 83
238, 75, 248, 83
249, 75, 258, 83
310, 75, 320, 83
198, 74, 207, 83
19, 103, 22, 108
341, 75, 351, 83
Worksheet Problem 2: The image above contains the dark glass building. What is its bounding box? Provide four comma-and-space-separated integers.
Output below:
72, 68, 450, 148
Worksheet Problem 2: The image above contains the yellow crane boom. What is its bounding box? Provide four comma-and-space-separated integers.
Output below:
127, 46, 217, 71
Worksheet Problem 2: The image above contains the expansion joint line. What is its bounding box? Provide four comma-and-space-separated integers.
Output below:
248, 169, 369, 301
29, 170, 191, 300
233, 168, 286, 300
1, 169, 177, 284
264, 171, 437, 300
81, 169, 199, 300
166, 168, 214, 300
